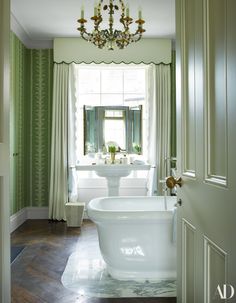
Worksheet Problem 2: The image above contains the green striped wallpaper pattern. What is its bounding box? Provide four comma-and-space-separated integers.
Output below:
10, 32, 53, 215
29, 49, 53, 207
10, 33, 27, 214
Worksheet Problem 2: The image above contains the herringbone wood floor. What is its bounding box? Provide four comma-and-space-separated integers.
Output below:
11, 220, 177, 303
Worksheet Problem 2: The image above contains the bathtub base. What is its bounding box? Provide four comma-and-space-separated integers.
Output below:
107, 265, 176, 282
87, 196, 177, 283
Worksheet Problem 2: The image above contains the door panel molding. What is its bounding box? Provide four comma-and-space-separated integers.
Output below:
182, 219, 196, 303
204, 0, 228, 188
180, 0, 197, 178
204, 236, 227, 303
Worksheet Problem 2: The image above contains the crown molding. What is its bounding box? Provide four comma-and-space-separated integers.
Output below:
11, 13, 53, 49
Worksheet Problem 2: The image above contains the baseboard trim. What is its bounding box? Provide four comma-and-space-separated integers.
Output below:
10, 207, 49, 233
10, 208, 27, 233
27, 207, 49, 219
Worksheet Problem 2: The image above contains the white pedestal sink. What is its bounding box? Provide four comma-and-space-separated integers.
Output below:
75, 164, 150, 196
94, 165, 131, 196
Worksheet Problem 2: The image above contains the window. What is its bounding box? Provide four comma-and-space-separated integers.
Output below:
74, 65, 147, 159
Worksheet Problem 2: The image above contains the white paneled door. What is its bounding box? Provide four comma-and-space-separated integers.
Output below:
175, 0, 236, 302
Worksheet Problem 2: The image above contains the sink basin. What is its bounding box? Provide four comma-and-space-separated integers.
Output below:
94, 165, 131, 178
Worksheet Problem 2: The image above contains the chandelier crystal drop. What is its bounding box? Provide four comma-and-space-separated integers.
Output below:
77, 0, 145, 50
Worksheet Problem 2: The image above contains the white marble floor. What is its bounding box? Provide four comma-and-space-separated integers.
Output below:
61, 222, 176, 299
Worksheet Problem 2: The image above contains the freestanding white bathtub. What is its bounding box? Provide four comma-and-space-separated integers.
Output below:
87, 196, 177, 281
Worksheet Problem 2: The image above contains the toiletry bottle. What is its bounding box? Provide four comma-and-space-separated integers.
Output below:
122, 154, 128, 164
102, 144, 107, 154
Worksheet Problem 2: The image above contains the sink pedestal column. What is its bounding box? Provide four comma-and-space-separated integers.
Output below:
107, 177, 120, 196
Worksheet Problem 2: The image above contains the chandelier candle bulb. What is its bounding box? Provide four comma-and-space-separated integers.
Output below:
81, 5, 84, 19
94, 3, 98, 16
126, 6, 129, 17
138, 8, 142, 19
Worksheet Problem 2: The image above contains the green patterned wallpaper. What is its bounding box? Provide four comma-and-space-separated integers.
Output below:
10, 32, 53, 214
29, 49, 53, 207
10, 33, 28, 214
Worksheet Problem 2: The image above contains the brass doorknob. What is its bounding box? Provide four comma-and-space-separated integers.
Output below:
166, 176, 183, 189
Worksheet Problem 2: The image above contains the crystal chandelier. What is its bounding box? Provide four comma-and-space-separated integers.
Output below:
77, 0, 145, 50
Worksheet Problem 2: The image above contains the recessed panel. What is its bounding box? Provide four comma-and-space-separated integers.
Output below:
182, 0, 196, 177
0, 104, 2, 142
0, 30, 3, 142
0, 176, 2, 200
204, 237, 227, 303
182, 219, 196, 303
205, 0, 227, 186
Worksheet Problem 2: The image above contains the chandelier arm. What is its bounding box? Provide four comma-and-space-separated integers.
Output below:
80, 31, 92, 42
129, 32, 143, 43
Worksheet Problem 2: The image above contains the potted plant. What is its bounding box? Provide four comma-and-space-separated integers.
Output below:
108, 145, 116, 164
133, 144, 141, 155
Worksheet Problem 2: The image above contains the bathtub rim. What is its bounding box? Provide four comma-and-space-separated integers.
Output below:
87, 195, 177, 222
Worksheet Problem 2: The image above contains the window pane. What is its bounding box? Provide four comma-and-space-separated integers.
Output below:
101, 94, 123, 106
105, 110, 124, 118
78, 69, 100, 93
84, 107, 97, 153
79, 94, 100, 106
101, 70, 123, 93
124, 69, 145, 94
104, 119, 126, 150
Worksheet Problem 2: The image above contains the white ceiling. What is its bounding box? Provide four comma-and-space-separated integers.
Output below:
11, 0, 175, 48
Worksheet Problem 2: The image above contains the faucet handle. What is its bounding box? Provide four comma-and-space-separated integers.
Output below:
166, 176, 183, 189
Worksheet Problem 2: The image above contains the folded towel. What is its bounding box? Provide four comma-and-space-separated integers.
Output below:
146, 165, 157, 196
172, 207, 177, 245
133, 159, 145, 165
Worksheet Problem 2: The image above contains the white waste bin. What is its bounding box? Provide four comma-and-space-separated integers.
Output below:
65, 202, 85, 227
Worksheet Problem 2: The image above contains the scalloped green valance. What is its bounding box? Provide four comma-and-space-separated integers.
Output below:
54, 38, 172, 65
